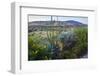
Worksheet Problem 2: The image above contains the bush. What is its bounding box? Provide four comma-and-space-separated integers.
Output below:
73, 27, 88, 58
58, 31, 77, 58
28, 33, 52, 60
57, 27, 88, 59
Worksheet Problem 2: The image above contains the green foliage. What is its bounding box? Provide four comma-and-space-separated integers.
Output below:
28, 33, 52, 60
56, 27, 88, 59
73, 27, 88, 58
28, 27, 88, 60
58, 31, 77, 59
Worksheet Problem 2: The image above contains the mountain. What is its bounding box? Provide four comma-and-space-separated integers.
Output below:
64, 20, 85, 26
28, 20, 87, 32
28, 20, 87, 27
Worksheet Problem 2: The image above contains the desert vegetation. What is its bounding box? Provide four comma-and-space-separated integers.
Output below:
28, 26, 88, 60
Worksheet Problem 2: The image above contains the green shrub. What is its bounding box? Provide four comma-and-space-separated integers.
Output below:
58, 31, 77, 58
59, 27, 88, 59
28, 33, 52, 60
73, 27, 88, 58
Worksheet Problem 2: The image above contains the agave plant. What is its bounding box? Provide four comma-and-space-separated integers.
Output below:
58, 31, 77, 50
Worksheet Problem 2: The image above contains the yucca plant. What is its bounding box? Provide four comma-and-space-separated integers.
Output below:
46, 22, 64, 59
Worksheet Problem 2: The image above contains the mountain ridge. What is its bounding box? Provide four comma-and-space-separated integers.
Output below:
28, 20, 87, 26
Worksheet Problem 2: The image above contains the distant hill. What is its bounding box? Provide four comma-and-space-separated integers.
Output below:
28, 20, 87, 32
64, 20, 85, 26
28, 20, 87, 27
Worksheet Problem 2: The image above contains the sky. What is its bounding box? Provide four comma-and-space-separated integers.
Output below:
29, 15, 88, 24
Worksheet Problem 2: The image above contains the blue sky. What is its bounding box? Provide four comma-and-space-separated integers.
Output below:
29, 15, 88, 24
